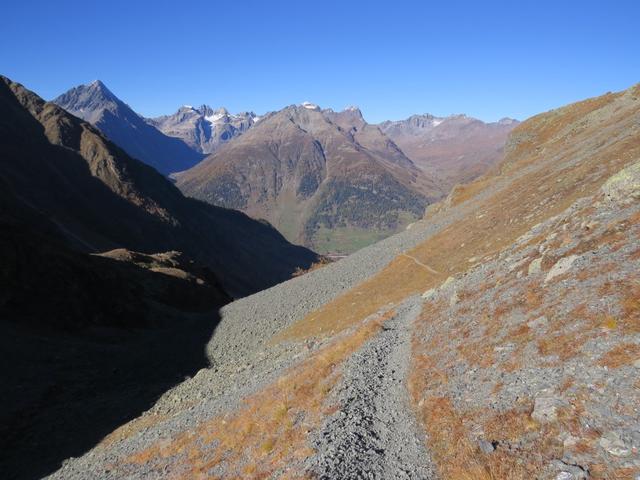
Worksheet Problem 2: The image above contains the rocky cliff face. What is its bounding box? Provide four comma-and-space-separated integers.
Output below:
149, 105, 257, 155
54, 81, 203, 174
176, 104, 442, 254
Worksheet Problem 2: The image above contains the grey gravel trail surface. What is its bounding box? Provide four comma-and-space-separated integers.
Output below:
305, 297, 437, 479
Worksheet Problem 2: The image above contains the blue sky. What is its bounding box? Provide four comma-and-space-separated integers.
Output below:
1, 0, 638, 123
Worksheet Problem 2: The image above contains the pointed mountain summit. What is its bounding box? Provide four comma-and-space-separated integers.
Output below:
52, 80, 120, 124
54, 81, 203, 175
149, 105, 257, 155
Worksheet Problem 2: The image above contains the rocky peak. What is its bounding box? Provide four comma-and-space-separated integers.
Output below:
53, 80, 121, 121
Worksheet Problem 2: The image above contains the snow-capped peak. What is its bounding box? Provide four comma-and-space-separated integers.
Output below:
302, 101, 320, 111
205, 112, 227, 123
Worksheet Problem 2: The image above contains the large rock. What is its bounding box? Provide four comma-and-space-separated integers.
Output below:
601, 160, 640, 203
544, 255, 579, 283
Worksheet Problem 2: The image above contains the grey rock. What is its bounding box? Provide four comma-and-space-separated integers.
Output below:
601, 160, 640, 203
599, 431, 632, 457
528, 257, 543, 275
545, 255, 579, 283
478, 439, 495, 454
532, 395, 565, 423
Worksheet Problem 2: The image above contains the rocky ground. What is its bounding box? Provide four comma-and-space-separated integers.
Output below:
410, 162, 640, 479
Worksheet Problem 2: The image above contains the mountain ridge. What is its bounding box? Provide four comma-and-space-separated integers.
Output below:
379, 113, 519, 188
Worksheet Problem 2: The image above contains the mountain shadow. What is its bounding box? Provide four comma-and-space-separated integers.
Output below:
0, 221, 227, 480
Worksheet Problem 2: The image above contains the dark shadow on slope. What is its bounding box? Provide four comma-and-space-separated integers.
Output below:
0, 224, 227, 480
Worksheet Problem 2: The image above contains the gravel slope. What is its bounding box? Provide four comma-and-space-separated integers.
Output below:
305, 297, 437, 479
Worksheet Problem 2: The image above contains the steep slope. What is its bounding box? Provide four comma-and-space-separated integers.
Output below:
149, 105, 257, 155
1, 76, 318, 297
53, 81, 203, 174
176, 104, 442, 254
50, 84, 640, 479
380, 114, 518, 189
409, 160, 640, 479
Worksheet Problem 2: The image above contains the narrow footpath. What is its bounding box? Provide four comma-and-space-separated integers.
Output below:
305, 297, 437, 479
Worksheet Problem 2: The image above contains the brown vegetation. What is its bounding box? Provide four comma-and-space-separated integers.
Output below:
292, 256, 333, 277
598, 343, 640, 369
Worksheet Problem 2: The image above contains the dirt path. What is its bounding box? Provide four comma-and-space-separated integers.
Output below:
399, 253, 440, 275
304, 297, 437, 479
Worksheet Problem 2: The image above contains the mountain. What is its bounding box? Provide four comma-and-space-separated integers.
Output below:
50, 84, 640, 479
379, 114, 518, 189
148, 105, 257, 155
1, 76, 318, 298
176, 103, 443, 254
53, 80, 203, 174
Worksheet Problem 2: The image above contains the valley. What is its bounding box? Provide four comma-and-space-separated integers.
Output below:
28, 83, 640, 479
1, 8, 638, 476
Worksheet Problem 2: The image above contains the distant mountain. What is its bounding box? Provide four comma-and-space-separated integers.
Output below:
53, 80, 203, 175
1, 76, 318, 298
379, 114, 518, 189
176, 104, 443, 254
149, 105, 257, 155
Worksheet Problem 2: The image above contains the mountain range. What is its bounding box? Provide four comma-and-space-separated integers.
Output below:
53, 81, 517, 254
2, 76, 317, 299
175, 103, 443, 253
379, 113, 518, 189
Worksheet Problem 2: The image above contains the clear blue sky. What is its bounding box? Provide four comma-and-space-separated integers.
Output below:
1, 0, 638, 123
